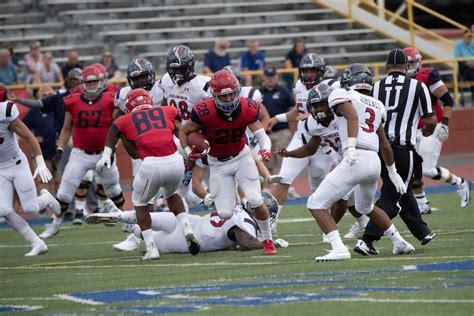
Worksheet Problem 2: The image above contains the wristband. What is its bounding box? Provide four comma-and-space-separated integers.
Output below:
386, 164, 397, 174
347, 137, 357, 148
184, 146, 192, 155
441, 117, 449, 126
275, 113, 288, 123
35, 155, 46, 167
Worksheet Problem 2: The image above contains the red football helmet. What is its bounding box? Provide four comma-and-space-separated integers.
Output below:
210, 70, 241, 114
125, 88, 153, 113
0, 83, 7, 102
403, 47, 422, 77
81, 65, 103, 95
91, 63, 108, 91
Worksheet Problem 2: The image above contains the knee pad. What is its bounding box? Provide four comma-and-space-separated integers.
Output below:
111, 192, 125, 209
411, 179, 424, 190
247, 192, 264, 209
103, 183, 122, 199
22, 202, 39, 214
95, 184, 107, 199
217, 208, 233, 220
424, 166, 449, 181
57, 199, 70, 214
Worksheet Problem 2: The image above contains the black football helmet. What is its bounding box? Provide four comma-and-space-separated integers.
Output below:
126, 58, 156, 90
340, 63, 373, 92
166, 45, 196, 86
307, 82, 333, 122
223, 65, 241, 83
324, 65, 337, 79
244, 191, 279, 224
299, 53, 326, 89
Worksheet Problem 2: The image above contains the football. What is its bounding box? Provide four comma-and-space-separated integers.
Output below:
187, 131, 209, 153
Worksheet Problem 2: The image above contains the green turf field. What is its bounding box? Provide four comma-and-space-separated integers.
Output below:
0, 192, 473, 315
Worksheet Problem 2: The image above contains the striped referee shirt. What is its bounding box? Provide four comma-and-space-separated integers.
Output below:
372, 71, 433, 147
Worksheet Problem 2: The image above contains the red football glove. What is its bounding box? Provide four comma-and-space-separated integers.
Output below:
258, 149, 271, 162
188, 145, 209, 161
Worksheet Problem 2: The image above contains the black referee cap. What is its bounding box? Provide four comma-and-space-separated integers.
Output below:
386, 48, 407, 65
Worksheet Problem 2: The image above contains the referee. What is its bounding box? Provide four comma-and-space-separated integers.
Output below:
357, 49, 438, 254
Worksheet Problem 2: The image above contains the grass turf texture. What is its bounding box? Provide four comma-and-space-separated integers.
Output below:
0, 192, 472, 315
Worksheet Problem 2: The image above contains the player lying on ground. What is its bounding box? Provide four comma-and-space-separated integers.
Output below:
85, 192, 288, 253
0, 85, 60, 256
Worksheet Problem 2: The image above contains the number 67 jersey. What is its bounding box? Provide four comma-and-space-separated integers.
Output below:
329, 88, 386, 152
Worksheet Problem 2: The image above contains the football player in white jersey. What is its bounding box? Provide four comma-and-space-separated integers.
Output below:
0, 86, 60, 256
85, 192, 288, 253
277, 64, 413, 261
160, 45, 211, 124
267, 53, 336, 231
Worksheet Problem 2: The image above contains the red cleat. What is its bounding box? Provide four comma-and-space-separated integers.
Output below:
263, 239, 277, 255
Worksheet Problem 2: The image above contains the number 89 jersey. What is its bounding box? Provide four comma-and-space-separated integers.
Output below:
63, 92, 116, 152
112, 106, 178, 160
159, 72, 211, 123
329, 88, 386, 152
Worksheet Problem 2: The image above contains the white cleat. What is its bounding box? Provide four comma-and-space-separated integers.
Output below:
40, 189, 61, 216
85, 213, 119, 225
25, 241, 48, 257
343, 224, 365, 239
141, 247, 160, 261
39, 222, 60, 239
458, 178, 471, 208
99, 199, 119, 213
113, 234, 141, 252
393, 241, 415, 255
315, 247, 351, 262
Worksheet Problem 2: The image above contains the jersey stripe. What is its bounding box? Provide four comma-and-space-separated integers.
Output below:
5, 102, 13, 117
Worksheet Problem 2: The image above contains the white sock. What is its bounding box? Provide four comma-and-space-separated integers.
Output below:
176, 212, 192, 235
75, 199, 86, 211
118, 211, 137, 224
255, 218, 272, 240
326, 230, 346, 251
5, 213, 42, 246
97, 198, 106, 209
141, 229, 155, 251
450, 175, 462, 187
356, 215, 368, 229
53, 216, 62, 225
37, 192, 50, 212
385, 224, 403, 244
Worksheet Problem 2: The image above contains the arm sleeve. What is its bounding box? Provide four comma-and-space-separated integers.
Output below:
253, 128, 271, 151
190, 108, 202, 125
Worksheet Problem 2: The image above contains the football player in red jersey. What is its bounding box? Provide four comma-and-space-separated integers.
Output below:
95, 88, 200, 260
404, 47, 471, 211
179, 70, 277, 255
91, 62, 120, 94
39, 65, 125, 239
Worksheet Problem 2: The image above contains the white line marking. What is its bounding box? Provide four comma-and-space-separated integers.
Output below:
0, 305, 43, 311
0, 241, 115, 248
327, 298, 474, 304
0, 297, 59, 301
55, 294, 103, 305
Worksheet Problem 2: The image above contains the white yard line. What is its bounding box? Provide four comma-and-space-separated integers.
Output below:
328, 298, 474, 304
55, 294, 103, 305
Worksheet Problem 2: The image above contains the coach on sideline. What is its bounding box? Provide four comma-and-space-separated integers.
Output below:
358, 49, 437, 252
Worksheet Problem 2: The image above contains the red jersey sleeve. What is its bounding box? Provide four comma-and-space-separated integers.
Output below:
62, 94, 75, 112
427, 68, 441, 86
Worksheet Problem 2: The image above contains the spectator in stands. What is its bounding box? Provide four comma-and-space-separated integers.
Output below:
259, 67, 294, 174
100, 49, 121, 80
61, 50, 83, 79
454, 28, 474, 101
203, 37, 231, 75
0, 48, 18, 85
240, 39, 265, 86
2, 42, 19, 67
34, 52, 64, 85
23, 41, 43, 84
283, 38, 307, 92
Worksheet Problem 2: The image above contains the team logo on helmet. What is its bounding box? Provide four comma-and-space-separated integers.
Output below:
166, 45, 196, 86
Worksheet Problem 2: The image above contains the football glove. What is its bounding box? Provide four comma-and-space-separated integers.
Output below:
257, 149, 271, 162
436, 124, 449, 142
387, 164, 407, 194
34, 155, 53, 183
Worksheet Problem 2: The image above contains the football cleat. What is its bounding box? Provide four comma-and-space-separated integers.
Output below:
85, 213, 119, 225
315, 248, 350, 262
40, 189, 61, 216
287, 186, 301, 200
417, 200, 432, 214
392, 241, 415, 255
353, 239, 379, 256
113, 234, 141, 252
263, 239, 277, 255
140, 247, 160, 261
343, 223, 365, 239
458, 178, 471, 208
25, 241, 48, 257
185, 233, 201, 256
421, 232, 436, 246
72, 210, 84, 225
39, 222, 60, 239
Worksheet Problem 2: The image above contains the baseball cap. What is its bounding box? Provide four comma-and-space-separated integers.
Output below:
386, 49, 407, 65
263, 67, 277, 76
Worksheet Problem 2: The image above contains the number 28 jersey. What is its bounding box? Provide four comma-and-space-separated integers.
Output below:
329, 88, 386, 152
191, 97, 259, 159
113, 106, 178, 160
63, 92, 115, 152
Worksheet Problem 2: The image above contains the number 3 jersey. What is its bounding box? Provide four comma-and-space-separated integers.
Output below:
159, 73, 211, 123
112, 106, 179, 160
63, 92, 116, 152
328, 88, 386, 152
191, 97, 260, 159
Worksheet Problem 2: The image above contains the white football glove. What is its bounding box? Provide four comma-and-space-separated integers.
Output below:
387, 164, 407, 194
345, 146, 357, 166
203, 193, 214, 207
266, 175, 284, 184
33, 155, 52, 183
274, 238, 289, 248
436, 124, 449, 143
96, 147, 113, 173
